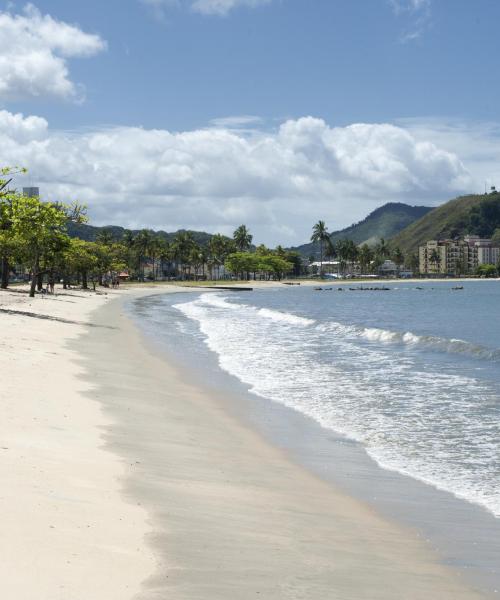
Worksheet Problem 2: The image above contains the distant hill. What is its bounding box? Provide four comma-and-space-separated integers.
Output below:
294, 202, 432, 257
389, 192, 500, 254
67, 222, 214, 246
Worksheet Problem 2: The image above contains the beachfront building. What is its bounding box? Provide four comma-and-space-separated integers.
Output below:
419, 237, 500, 276
308, 260, 340, 275
464, 236, 500, 266
378, 260, 398, 277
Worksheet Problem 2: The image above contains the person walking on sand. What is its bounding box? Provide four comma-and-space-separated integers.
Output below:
48, 275, 55, 295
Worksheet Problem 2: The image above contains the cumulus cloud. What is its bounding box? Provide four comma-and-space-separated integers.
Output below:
141, 0, 271, 18
0, 4, 106, 101
1, 109, 472, 245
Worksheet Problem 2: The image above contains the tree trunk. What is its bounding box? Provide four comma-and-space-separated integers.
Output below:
29, 256, 39, 298
1, 255, 9, 289
82, 271, 88, 290
37, 272, 43, 291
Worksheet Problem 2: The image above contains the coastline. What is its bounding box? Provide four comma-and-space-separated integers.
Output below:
78, 288, 487, 599
1, 284, 493, 598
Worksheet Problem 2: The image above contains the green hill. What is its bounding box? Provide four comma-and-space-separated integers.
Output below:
294, 202, 431, 257
389, 192, 500, 254
67, 222, 213, 246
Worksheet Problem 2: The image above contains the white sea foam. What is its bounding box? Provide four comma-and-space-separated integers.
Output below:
173, 293, 500, 518
258, 308, 315, 326
319, 321, 500, 362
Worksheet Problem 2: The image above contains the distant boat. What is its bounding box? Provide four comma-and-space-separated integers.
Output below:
452, 286, 464, 290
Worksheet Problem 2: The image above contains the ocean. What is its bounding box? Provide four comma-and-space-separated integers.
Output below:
129, 281, 500, 593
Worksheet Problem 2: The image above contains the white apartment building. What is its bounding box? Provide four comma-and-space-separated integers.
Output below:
419, 237, 499, 276
464, 236, 500, 266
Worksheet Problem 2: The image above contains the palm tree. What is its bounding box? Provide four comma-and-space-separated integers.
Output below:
310, 220, 330, 277
392, 247, 405, 273
148, 237, 162, 280
344, 239, 358, 275
358, 244, 373, 275
134, 229, 154, 280
172, 231, 196, 279
157, 240, 172, 280
335, 239, 350, 276
96, 228, 115, 246
429, 248, 441, 275
233, 225, 253, 251
208, 234, 235, 280
375, 238, 390, 259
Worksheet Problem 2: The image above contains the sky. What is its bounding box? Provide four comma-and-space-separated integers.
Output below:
1, 0, 500, 245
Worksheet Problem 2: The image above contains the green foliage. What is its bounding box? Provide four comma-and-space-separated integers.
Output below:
225, 250, 293, 280
296, 203, 431, 257
476, 263, 498, 278
390, 194, 500, 254
233, 224, 253, 251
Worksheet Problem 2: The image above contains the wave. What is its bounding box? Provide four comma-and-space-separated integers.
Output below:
170, 291, 500, 519
320, 322, 500, 362
195, 294, 315, 327
258, 308, 315, 326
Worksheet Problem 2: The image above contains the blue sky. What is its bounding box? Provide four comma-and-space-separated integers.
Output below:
1, 0, 500, 244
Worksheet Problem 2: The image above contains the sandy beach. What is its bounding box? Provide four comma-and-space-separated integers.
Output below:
0, 284, 489, 599
0, 286, 155, 600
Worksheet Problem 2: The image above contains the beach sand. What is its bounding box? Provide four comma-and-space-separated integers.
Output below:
0, 286, 155, 600
0, 284, 489, 599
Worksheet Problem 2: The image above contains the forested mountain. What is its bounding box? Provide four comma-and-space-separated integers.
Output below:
67, 222, 213, 246
294, 202, 431, 257
389, 192, 500, 254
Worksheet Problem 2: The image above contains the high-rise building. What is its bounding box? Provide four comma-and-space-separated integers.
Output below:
22, 187, 39, 198
419, 237, 499, 276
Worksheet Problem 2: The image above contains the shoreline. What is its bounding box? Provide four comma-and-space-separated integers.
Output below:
128, 287, 500, 597
1, 284, 494, 598
80, 288, 487, 599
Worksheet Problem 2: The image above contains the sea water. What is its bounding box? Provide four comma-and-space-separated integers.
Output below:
130, 281, 500, 590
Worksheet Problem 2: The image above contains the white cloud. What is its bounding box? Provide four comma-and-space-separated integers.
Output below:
1, 109, 474, 245
390, 0, 432, 42
0, 4, 106, 101
140, 0, 271, 18
209, 115, 263, 128
191, 0, 271, 16
398, 117, 500, 194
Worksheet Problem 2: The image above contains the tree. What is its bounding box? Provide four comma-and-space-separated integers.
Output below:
0, 166, 27, 289
63, 238, 98, 289
310, 220, 330, 276
258, 255, 293, 280
358, 244, 373, 275
407, 252, 420, 275
134, 229, 154, 280
476, 263, 497, 278
9, 195, 70, 297
96, 228, 115, 246
233, 225, 253, 252
392, 247, 405, 272
334, 240, 346, 276
225, 252, 258, 280
429, 248, 441, 274
375, 238, 390, 259
171, 231, 196, 279
208, 234, 234, 280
